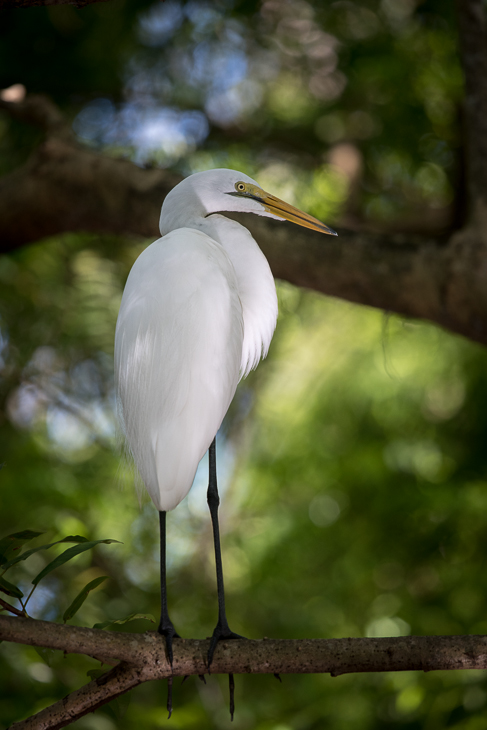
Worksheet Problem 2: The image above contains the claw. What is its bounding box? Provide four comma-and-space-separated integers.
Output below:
207, 625, 244, 669
167, 676, 173, 719
229, 673, 235, 721
158, 625, 180, 718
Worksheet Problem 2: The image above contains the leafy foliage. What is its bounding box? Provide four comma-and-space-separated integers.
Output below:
63, 576, 108, 624
0, 575, 23, 600
2, 535, 89, 572
1, 1, 487, 730
93, 613, 155, 630
0, 530, 44, 567
0, 529, 118, 619
3, 234, 487, 729
31, 540, 119, 587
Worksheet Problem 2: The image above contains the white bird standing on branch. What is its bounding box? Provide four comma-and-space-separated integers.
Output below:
114, 168, 337, 715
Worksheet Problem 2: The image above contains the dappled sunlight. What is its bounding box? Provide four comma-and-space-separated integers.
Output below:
3, 230, 487, 730
0, 0, 484, 726
66, 0, 462, 225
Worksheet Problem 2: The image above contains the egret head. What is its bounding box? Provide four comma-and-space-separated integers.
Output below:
159, 168, 337, 237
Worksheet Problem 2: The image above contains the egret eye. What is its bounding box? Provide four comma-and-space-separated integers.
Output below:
235, 182, 246, 193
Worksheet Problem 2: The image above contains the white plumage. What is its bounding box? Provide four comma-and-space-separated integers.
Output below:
114, 168, 337, 682
115, 169, 280, 511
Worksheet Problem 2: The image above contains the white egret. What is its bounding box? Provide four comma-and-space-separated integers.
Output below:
114, 168, 336, 711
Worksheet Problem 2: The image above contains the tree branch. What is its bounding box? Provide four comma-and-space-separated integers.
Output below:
3, 615, 487, 728
0, 597, 24, 617
1, 95, 487, 346
9, 663, 146, 730
0, 95, 182, 248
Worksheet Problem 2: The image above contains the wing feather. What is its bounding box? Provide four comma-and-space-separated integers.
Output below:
115, 228, 243, 511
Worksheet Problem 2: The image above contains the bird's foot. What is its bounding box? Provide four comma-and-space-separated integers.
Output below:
207, 621, 244, 669
158, 623, 181, 718
208, 621, 245, 721
158, 623, 180, 667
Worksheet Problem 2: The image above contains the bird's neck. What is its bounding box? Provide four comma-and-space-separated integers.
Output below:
197, 215, 278, 378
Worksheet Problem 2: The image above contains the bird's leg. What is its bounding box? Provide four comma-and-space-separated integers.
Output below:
158, 510, 180, 718
158, 511, 180, 662
207, 438, 244, 672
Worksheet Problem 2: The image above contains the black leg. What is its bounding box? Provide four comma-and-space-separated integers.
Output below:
207, 438, 244, 670
157, 510, 180, 718
158, 511, 180, 663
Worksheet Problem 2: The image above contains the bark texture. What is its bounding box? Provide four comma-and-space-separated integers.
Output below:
1, 95, 487, 346
3, 615, 487, 730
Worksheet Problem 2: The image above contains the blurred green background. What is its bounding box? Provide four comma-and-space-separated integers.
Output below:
2, 1, 487, 729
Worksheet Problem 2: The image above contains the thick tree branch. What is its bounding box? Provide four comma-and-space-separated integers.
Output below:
1, 95, 487, 346
9, 663, 146, 730
3, 615, 487, 729
0, 95, 182, 247
455, 0, 487, 218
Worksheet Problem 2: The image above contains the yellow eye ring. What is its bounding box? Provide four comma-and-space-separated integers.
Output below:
235, 182, 246, 192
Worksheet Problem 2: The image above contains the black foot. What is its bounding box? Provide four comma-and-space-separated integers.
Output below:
207, 622, 244, 669
158, 624, 180, 667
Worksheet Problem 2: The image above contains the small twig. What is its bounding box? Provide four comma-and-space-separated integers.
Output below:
0, 597, 24, 617
22, 585, 37, 612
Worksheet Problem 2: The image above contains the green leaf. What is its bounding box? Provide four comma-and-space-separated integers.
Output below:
2, 535, 90, 572
93, 613, 155, 630
63, 576, 108, 623
31, 539, 121, 587
0, 530, 44, 566
0, 575, 23, 599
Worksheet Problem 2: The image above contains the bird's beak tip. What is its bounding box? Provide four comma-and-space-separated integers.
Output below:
320, 224, 338, 237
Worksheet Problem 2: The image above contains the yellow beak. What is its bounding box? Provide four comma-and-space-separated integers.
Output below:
230, 183, 337, 236
258, 190, 337, 235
